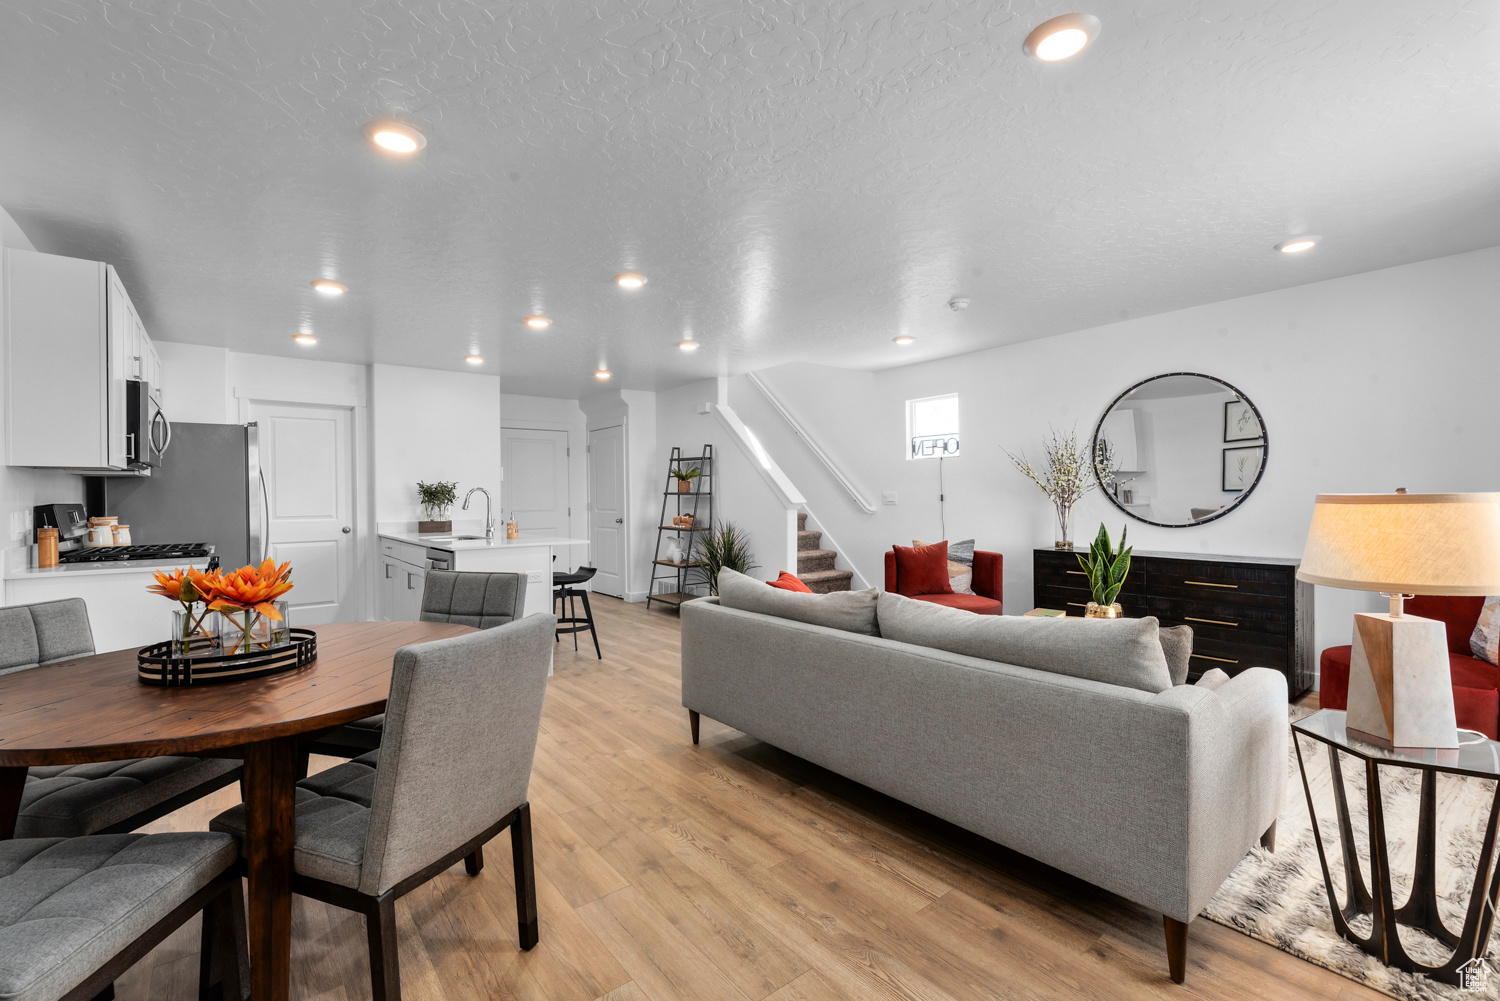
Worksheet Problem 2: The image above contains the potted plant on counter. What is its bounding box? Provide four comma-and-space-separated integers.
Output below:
1079, 523, 1132, 618
417, 480, 458, 534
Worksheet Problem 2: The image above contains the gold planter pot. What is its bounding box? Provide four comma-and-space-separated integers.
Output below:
1084, 601, 1124, 619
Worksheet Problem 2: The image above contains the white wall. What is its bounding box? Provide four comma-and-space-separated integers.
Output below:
751, 246, 1500, 679
0, 205, 85, 586
502, 392, 588, 568
370, 363, 500, 525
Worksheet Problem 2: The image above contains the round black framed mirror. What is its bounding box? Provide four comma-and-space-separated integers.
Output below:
1092, 372, 1267, 528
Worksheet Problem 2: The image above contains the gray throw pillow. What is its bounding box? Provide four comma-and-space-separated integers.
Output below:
1159, 624, 1194, 686
716, 568, 880, 636
876, 592, 1173, 694
1195, 667, 1231, 691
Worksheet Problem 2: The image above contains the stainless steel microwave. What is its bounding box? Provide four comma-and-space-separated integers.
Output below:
125, 380, 171, 468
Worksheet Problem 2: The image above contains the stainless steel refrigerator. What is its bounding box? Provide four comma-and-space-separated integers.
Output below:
91, 422, 264, 567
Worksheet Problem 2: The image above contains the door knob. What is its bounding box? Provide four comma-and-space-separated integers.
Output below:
342, 526, 352, 534
615, 518, 623, 524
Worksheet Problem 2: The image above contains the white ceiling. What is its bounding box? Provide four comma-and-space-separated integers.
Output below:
1, 1, 1495, 398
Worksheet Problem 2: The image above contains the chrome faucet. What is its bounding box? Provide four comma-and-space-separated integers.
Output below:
462, 486, 495, 542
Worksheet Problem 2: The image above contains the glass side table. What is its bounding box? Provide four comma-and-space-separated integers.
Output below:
1291, 709, 1500, 986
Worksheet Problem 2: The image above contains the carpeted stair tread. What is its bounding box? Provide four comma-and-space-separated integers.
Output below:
800, 569, 853, 594
797, 530, 823, 551
797, 511, 808, 531
797, 548, 838, 574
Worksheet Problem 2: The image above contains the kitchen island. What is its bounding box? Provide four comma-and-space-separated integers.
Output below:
377, 530, 589, 621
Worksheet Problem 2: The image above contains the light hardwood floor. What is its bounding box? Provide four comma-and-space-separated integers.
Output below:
123, 597, 1376, 1001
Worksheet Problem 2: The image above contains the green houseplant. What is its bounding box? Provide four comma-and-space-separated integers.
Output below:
699, 521, 757, 595
1079, 523, 1132, 618
672, 465, 702, 493
417, 480, 458, 533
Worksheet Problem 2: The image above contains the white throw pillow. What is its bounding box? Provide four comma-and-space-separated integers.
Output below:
1472, 597, 1500, 667
716, 568, 881, 636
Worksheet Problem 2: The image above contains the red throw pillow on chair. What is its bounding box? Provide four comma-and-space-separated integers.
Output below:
892, 542, 953, 596
767, 571, 813, 593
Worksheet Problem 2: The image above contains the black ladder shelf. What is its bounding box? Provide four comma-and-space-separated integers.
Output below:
646, 445, 713, 612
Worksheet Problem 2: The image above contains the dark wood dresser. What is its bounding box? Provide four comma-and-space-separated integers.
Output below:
1033, 548, 1313, 697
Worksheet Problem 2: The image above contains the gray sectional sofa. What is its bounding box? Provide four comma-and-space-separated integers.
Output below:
680, 573, 1287, 984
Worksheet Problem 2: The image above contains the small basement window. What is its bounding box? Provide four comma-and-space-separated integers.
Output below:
907, 394, 959, 460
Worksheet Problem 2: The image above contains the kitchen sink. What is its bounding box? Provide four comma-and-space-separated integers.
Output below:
424, 534, 485, 541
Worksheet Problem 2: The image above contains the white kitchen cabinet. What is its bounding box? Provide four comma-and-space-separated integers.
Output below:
396, 563, 426, 620
379, 557, 399, 621
5, 248, 148, 469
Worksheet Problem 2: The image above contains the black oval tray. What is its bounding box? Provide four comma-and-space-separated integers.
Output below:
138, 628, 318, 686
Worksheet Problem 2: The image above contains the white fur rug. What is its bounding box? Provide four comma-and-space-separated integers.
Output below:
1203, 709, 1499, 1000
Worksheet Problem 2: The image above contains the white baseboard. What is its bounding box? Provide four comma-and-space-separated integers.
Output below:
624, 590, 649, 603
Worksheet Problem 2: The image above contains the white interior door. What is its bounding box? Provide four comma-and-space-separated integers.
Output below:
248, 401, 357, 624
503, 427, 571, 552
588, 424, 626, 597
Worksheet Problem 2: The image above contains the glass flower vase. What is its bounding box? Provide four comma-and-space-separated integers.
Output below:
171, 607, 221, 658
219, 602, 291, 655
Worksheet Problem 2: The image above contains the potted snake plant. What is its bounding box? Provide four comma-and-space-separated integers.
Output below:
1079, 523, 1132, 618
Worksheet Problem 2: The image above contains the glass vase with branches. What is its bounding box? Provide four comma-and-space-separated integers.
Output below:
1005, 425, 1117, 549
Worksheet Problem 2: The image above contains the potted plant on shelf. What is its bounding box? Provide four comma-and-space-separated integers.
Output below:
417, 480, 458, 534
1079, 523, 1132, 618
699, 521, 757, 596
1004, 425, 1114, 549
672, 465, 701, 493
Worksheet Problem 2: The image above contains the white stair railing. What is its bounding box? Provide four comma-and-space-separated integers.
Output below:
746, 372, 877, 514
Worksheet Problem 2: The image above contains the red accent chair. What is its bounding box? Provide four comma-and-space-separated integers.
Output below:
1318, 595, 1498, 739
884, 550, 1003, 615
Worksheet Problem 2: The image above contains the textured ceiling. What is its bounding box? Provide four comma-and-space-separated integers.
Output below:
0, 0, 1496, 398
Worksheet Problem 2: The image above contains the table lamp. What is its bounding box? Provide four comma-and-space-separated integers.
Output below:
1297, 492, 1500, 748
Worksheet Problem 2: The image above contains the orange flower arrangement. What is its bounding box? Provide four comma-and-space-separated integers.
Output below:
149, 560, 295, 655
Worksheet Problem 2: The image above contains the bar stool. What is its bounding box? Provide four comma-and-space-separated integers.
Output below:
553, 566, 602, 659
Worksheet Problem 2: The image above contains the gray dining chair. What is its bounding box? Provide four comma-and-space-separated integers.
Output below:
0, 832, 246, 1001
1, 599, 242, 839
211, 613, 554, 1001
308, 570, 528, 759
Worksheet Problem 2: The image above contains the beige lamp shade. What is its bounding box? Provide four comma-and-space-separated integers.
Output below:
1297, 493, 1500, 594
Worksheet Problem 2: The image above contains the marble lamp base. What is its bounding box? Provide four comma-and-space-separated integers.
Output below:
1345, 611, 1458, 750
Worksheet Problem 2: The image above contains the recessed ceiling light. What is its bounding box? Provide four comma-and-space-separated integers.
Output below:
291, 333, 318, 346
524, 315, 551, 330
464, 354, 484, 365
893, 335, 916, 346
615, 272, 647, 289
1024, 13, 1101, 61
677, 339, 699, 352
311, 280, 347, 295
1276, 237, 1318, 254
594, 368, 612, 381
363, 120, 426, 154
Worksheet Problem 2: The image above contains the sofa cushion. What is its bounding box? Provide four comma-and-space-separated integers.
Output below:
0, 833, 236, 1001
913, 593, 1003, 615
767, 571, 813, 593
1194, 668, 1231, 690
912, 538, 975, 594
891, 542, 952, 597
718, 568, 879, 636
1159, 624, 1194, 686
877, 592, 1173, 694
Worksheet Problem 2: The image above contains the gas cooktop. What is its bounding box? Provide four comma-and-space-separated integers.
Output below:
59, 543, 214, 564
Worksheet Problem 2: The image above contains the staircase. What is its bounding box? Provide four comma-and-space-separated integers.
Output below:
796, 511, 853, 593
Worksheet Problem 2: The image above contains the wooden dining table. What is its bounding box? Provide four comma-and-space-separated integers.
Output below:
0, 619, 474, 1001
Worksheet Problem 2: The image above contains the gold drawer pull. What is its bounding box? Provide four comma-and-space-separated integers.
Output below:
1066, 570, 1086, 576
1185, 580, 1238, 589
1191, 653, 1239, 664
1185, 616, 1237, 628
